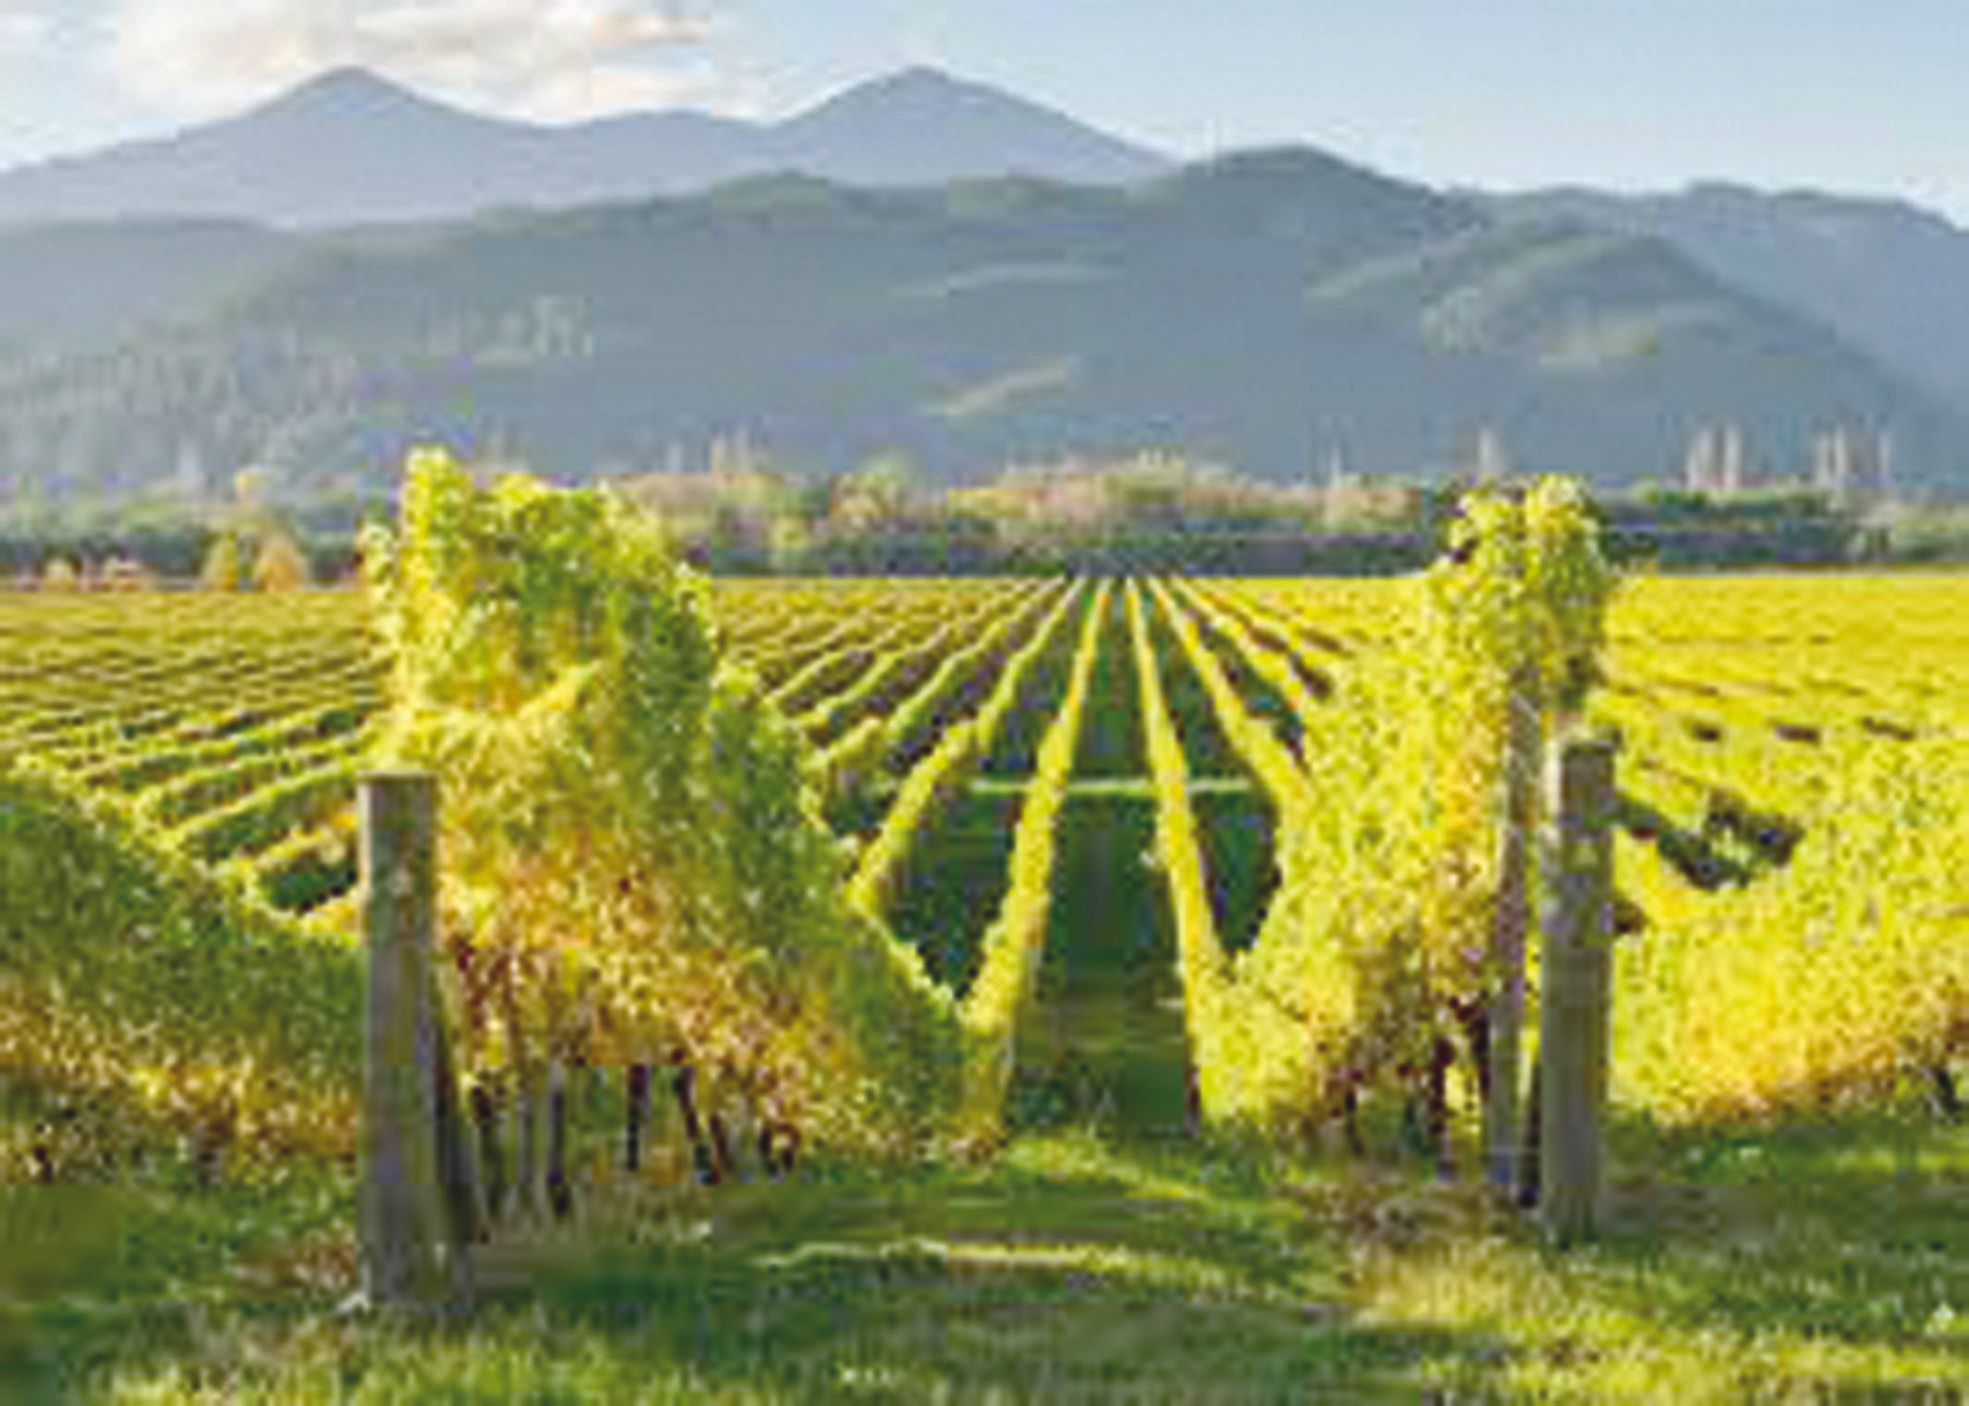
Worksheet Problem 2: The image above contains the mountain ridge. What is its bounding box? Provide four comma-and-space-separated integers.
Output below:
2, 149, 1960, 503
10, 64, 1967, 435
1, 70, 1964, 500
1483, 183, 1969, 415
0, 65, 1173, 228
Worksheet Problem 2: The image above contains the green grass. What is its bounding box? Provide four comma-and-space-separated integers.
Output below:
1016, 794, 1190, 1140
888, 789, 1025, 992
4, 1114, 1964, 1402
0, 1167, 351, 1402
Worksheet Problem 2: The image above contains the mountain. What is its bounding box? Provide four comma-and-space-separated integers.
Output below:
0, 219, 300, 360
0, 70, 543, 228
0, 66, 1172, 228
760, 68, 1168, 188
1484, 183, 1969, 415
3, 149, 1960, 504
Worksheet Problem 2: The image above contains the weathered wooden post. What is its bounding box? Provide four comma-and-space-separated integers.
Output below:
359, 769, 471, 1308
1485, 667, 1541, 1191
1536, 732, 1619, 1246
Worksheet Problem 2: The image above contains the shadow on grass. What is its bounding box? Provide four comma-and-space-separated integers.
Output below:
10, 1105, 1966, 1401
1283, 1105, 1969, 1399
35, 1133, 1497, 1403
424, 1135, 1494, 1403
1595, 1110, 1969, 1362
0, 1169, 353, 1403
1015, 793, 1191, 1140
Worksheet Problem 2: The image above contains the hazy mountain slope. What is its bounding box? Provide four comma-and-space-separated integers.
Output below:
761, 68, 1168, 187
0, 71, 554, 227
1486, 184, 1969, 414
0, 219, 302, 360
3, 149, 1958, 501
12, 59, 1963, 455
0, 67, 1172, 228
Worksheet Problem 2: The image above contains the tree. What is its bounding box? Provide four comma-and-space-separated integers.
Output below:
100, 554, 155, 592
832, 452, 917, 534
768, 515, 813, 574
252, 530, 313, 592
200, 534, 244, 591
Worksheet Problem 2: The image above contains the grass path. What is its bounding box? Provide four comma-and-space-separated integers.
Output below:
1014, 793, 1191, 1140
5, 1117, 1965, 1400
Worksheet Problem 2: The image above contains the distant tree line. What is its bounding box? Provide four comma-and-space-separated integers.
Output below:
3, 445, 1964, 584
618, 449, 1964, 575
0, 468, 363, 587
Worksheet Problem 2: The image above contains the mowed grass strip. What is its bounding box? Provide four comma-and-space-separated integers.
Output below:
4, 1117, 1962, 1402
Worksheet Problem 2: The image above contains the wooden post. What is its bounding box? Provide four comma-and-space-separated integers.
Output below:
1536, 733, 1618, 1247
358, 770, 470, 1308
1485, 669, 1540, 1190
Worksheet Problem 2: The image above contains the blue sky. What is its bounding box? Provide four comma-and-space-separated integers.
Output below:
3, 0, 1966, 219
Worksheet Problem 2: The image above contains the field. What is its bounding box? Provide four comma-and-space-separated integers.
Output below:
3, 570, 1967, 1398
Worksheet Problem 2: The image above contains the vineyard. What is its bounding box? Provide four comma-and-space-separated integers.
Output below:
4, 459, 1968, 1396
4, 534, 1965, 1182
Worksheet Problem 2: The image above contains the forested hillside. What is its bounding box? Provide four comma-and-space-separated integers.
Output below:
2, 150, 1960, 505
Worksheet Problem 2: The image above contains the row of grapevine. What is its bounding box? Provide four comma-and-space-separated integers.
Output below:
954, 580, 1112, 1146
1598, 719, 1967, 1117
0, 547, 1014, 1175
1148, 578, 1313, 835
1153, 484, 1617, 1153
1125, 583, 1242, 1120
1132, 577, 1378, 1137
844, 581, 1084, 923
1590, 577, 1967, 1119
794, 582, 1037, 745
1611, 750, 1967, 1123
1179, 580, 1332, 749
0, 765, 364, 1172
360, 453, 968, 1162
1210, 564, 1968, 1131
807, 580, 1063, 802
0, 597, 383, 1172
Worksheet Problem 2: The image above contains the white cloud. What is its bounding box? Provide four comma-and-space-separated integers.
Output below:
108, 0, 729, 120
0, 3, 48, 56
516, 56, 735, 122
